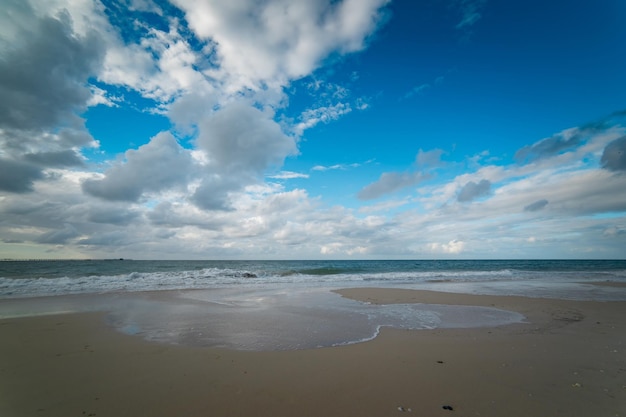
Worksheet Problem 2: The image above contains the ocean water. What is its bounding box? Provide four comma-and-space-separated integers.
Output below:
1, 260, 625, 350
2, 259, 625, 299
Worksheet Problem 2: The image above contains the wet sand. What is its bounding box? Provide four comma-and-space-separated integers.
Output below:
1, 288, 625, 417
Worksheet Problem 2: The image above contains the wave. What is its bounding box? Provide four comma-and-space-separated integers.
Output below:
1, 265, 625, 299
292, 267, 353, 275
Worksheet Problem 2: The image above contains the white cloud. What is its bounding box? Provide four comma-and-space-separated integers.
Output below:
197, 102, 297, 174
0, 0, 397, 259
100, 18, 212, 103
192, 101, 298, 210
320, 242, 343, 255
0, 2, 103, 131
295, 102, 352, 134
312, 162, 363, 171
87, 85, 120, 107
3, 1, 625, 260
428, 240, 465, 254
355, 96, 371, 110
126, 0, 164, 15
172, 0, 391, 92
0, 0, 103, 192
268, 171, 310, 179
82, 132, 195, 202
359, 198, 410, 214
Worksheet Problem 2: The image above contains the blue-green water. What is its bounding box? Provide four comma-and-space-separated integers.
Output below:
1, 259, 625, 299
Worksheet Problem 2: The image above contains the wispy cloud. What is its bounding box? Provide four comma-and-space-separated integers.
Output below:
358, 171, 431, 200
268, 171, 310, 180
515, 127, 589, 163
403, 83, 431, 100
359, 198, 410, 213
402, 76, 444, 100
452, 0, 487, 29
295, 103, 352, 135
356, 148, 446, 201
312, 162, 363, 172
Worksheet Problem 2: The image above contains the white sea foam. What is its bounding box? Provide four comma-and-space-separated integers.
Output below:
1, 264, 625, 300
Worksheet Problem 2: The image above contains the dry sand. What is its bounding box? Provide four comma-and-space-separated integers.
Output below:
1, 288, 625, 417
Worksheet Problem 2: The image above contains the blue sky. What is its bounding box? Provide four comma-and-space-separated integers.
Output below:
1, 0, 625, 259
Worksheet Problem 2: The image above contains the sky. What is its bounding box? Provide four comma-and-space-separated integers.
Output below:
1, 0, 625, 260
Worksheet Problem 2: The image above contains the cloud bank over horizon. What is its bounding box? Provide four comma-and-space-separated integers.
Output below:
1, 0, 625, 260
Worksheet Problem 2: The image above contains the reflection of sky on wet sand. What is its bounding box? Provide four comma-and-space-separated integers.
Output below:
413, 280, 626, 301
3, 279, 625, 350
0, 287, 524, 350
98, 288, 524, 350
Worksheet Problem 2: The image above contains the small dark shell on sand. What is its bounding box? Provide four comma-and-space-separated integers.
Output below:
442, 405, 454, 411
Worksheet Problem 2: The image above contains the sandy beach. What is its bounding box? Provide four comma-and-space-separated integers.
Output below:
1, 288, 625, 417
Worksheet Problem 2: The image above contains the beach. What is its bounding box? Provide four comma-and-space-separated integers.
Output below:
2, 288, 625, 417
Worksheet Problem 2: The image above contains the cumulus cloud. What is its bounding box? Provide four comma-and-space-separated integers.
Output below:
0, 0, 397, 259
171, 0, 391, 91
190, 102, 298, 210
428, 239, 465, 254
0, 0, 104, 194
5, 2, 624, 260
23, 150, 84, 168
0, 3, 104, 132
82, 132, 194, 202
87, 206, 141, 226
0, 158, 43, 193
198, 102, 297, 174
191, 176, 242, 211
457, 179, 491, 202
147, 201, 227, 230
358, 171, 430, 200
524, 199, 549, 212
0, 0, 391, 257
601, 135, 626, 171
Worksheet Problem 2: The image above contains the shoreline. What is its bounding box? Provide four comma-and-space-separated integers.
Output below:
2, 288, 625, 417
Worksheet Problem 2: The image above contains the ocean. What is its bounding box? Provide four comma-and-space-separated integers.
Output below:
2, 259, 626, 299
1, 259, 625, 350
